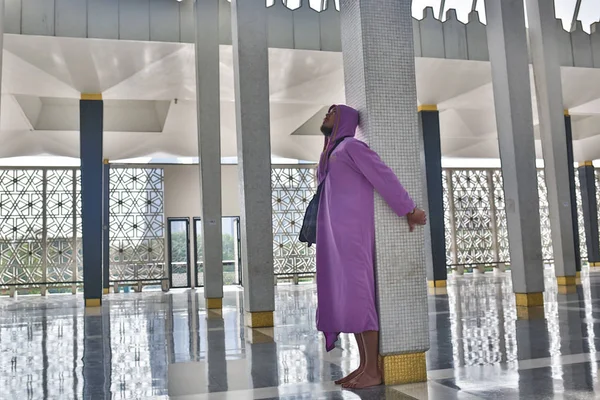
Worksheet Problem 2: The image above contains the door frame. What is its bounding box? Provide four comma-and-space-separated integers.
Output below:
167, 217, 192, 288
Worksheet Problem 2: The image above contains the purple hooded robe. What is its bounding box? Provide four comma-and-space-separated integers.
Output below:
315, 105, 416, 351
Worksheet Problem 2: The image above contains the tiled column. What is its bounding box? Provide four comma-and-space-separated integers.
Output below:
340, 0, 429, 385
195, 0, 224, 308
578, 161, 600, 267
484, 0, 545, 313
419, 106, 447, 288
526, 0, 577, 283
231, 0, 275, 328
102, 160, 110, 294
80, 94, 104, 307
564, 112, 582, 276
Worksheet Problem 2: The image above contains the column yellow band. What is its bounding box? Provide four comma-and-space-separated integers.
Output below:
245, 311, 274, 328
427, 280, 447, 288
379, 352, 427, 385
81, 93, 103, 101
85, 298, 101, 307
557, 276, 576, 286
579, 161, 593, 167
206, 298, 223, 309
515, 292, 544, 307
417, 104, 438, 112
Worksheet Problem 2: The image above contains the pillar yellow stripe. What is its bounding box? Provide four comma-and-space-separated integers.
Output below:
379, 352, 427, 385
515, 292, 544, 307
85, 298, 101, 307
206, 298, 223, 309
81, 93, 103, 101
564, 109, 570, 116
427, 280, 447, 288
579, 161, 594, 167
245, 311, 274, 328
417, 104, 438, 112
556, 276, 576, 286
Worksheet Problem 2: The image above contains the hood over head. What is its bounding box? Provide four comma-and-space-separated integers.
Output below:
317, 104, 359, 184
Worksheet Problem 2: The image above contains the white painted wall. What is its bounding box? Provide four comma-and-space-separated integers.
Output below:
162, 163, 240, 287
163, 164, 240, 220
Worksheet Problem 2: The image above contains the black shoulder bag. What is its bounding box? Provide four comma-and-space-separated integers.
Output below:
299, 138, 345, 247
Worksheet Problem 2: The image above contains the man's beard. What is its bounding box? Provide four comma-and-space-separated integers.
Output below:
320, 125, 333, 137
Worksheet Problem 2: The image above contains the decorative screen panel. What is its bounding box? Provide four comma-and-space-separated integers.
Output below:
575, 175, 587, 261
536, 170, 554, 261
450, 170, 494, 265
46, 170, 78, 284
109, 168, 165, 282
596, 169, 600, 250
272, 168, 316, 276
0, 170, 44, 286
442, 173, 453, 266
492, 170, 510, 263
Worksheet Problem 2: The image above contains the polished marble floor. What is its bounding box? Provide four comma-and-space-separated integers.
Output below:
2, 268, 600, 399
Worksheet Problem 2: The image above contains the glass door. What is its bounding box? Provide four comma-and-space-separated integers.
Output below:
193, 217, 242, 287
168, 218, 191, 288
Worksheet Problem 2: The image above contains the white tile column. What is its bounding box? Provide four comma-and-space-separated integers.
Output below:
526, 0, 577, 283
231, 0, 275, 328
484, 0, 545, 315
195, 0, 224, 308
340, 0, 429, 385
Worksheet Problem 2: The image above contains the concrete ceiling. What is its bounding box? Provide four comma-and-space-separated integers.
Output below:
2, 33, 600, 163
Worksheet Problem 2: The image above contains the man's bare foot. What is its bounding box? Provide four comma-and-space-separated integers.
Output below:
334, 366, 363, 385
341, 371, 382, 389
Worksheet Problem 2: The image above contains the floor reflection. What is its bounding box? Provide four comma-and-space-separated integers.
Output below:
1, 269, 600, 399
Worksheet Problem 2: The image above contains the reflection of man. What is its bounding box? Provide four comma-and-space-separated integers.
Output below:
316, 105, 427, 389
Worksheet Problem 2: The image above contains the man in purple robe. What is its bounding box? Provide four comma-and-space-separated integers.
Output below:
316, 104, 427, 389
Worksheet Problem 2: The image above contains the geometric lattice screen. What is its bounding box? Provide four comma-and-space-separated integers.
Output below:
281, 167, 589, 275
443, 168, 587, 267
0, 167, 165, 290
0, 169, 80, 289
272, 167, 316, 276
109, 168, 165, 282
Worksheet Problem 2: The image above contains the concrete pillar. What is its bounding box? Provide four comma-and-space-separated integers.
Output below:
578, 162, 600, 267
484, 0, 545, 311
420, 106, 447, 288
231, 0, 275, 327
195, 0, 224, 309
526, 0, 577, 283
340, 0, 429, 385
80, 93, 104, 307
564, 113, 582, 275
102, 160, 110, 294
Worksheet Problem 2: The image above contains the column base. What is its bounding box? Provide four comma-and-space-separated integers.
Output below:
515, 292, 544, 307
246, 327, 275, 344
516, 306, 545, 320
556, 276, 576, 286
515, 292, 544, 320
85, 298, 102, 307
245, 311, 274, 328
558, 285, 577, 295
590, 262, 600, 268
379, 352, 427, 385
103, 288, 110, 295
427, 280, 446, 288
206, 298, 223, 309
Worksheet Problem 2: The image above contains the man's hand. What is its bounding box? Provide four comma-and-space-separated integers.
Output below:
408, 208, 427, 232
